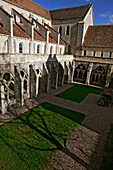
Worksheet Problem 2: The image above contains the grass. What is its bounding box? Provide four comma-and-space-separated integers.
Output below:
0, 102, 85, 170
101, 124, 113, 170
57, 84, 103, 103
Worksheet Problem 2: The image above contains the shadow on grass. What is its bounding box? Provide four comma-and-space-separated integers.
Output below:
0, 101, 87, 169
41, 102, 85, 124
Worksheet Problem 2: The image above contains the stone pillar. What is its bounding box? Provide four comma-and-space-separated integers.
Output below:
29, 65, 40, 98
57, 34, 60, 55
8, 17, 14, 53
0, 83, 7, 114
14, 65, 24, 105
86, 63, 93, 84
45, 30, 49, 54
58, 63, 64, 86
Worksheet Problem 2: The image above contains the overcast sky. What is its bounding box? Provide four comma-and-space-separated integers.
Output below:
33, 0, 113, 25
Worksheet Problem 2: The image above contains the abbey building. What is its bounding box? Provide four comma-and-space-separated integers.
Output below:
0, 0, 113, 114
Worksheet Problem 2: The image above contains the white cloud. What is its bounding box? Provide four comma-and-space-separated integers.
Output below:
101, 12, 113, 24
85, 0, 90, 1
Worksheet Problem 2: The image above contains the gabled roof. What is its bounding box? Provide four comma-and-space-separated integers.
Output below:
13, 23, 31, 39
4, 0, 51, 20
50, 4, 92, 21
83, 25, 113, 48
34, 28, 46, 41
0, 25, 9, 35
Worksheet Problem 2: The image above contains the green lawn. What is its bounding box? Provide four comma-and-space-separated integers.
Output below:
0, 102, 85, 170
57, 84, 102, 103
101, 124, 113, 170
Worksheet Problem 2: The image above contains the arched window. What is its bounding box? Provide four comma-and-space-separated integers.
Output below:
60, 48, 62, 54
59, 26, 62, 35
50, 46, 53, 54
66, 25, 70, 35
19, 43, 23, 53
37, 45, 40, 54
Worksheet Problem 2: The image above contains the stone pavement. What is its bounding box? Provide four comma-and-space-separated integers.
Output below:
0, 82, 113, 169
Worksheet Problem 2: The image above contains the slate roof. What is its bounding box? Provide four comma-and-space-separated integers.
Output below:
13, 23, 31, 39
50, 4, 92, 21
4, 0, 51, 20
83, 25, 113, 48
34, 28, 46, 41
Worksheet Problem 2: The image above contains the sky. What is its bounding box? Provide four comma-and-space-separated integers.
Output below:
33, 0, 113, 25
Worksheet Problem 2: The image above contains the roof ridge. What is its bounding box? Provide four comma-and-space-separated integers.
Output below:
50, 3, 92, 12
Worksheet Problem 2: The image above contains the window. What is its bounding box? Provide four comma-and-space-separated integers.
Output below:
101, 52, 103, 57
19, 43, 23, 53
37, 45, 40, 54
60, 48, 62, 54
84, 50, 86, 56
110, 52, 112, 58
50, 46, 53, 54
93, 51, 95, 57
59, 26, 62, 36
66, 25, 70, 35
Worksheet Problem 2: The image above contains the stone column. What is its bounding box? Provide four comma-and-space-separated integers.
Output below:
86, 63, 93, 85
45, 30, 49, 54
0, 83, 7, 114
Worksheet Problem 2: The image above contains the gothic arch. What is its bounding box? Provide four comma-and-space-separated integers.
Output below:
73, 64, 87, 83
91, 65, 106, 86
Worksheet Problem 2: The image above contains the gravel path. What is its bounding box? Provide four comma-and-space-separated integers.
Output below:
0, 83, 113, 169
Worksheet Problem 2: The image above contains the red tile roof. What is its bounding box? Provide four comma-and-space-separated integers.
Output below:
34, 28, 46, 41
59, 39, 65, 45
13, 23, 31, 39
0, 18, 3, 25
49, 33, 57, 44
5, 0, 51, 20
0, 26, 9, 35
83, 25, 113, 48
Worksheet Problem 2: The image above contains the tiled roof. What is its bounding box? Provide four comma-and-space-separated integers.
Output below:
4, 0, 51, 20
50, 4, 92, 21
49, 33, 57, 44
0, 25, 9, 35
0, 18, 3, 25
83, 25, 113, 48
34, 28, 46, 41
59, 39, 65, 45
13, 23, 31, 39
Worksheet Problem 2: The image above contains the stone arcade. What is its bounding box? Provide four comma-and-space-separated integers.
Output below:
0, 0, 113, 114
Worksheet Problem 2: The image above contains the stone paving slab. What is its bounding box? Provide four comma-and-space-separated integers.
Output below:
48, 125, 99, 170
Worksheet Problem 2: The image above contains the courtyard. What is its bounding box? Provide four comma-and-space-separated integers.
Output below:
0, 83, 113, 169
